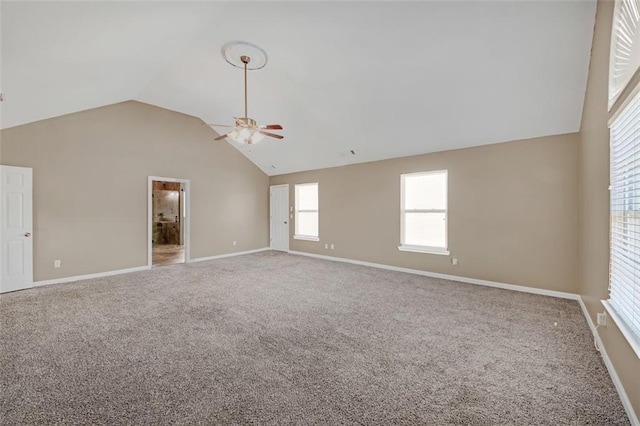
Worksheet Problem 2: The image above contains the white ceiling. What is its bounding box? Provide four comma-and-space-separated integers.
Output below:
1, 1, 597, 176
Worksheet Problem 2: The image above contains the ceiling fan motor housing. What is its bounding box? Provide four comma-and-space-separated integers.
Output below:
237, 117, 257, 127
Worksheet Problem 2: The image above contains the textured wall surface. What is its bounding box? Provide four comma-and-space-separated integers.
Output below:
0, 101, 269, 281
272, 133, 579, 293
578, 0, 640, 419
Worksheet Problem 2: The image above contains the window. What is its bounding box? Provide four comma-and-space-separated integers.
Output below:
294, 183, 319, 241
609, 0, 640, 109
399, 171, 449, 255
607, 88, 640, 358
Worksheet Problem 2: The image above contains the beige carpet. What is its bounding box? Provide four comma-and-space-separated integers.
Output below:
0, 251, 629, 424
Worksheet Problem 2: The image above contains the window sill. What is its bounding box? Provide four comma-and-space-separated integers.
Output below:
294, 235, 320, 242
601, 300, 640, 359
398, 245, 450, 256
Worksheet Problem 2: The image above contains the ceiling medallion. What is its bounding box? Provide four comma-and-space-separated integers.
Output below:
221, 40, 268, 70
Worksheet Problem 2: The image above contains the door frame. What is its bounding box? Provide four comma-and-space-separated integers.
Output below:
148, 176, 191, 267
270, 184, 289, 252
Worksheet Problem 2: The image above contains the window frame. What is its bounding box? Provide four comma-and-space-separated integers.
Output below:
605, 85, 640, 359
294, 182, 319, 242
398, 170, 450, 256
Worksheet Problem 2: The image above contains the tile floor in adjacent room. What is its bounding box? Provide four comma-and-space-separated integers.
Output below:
152, 244, 185, 267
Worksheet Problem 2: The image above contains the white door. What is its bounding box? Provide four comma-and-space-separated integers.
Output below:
0, 166, 33, 293
270, 185, 289, 252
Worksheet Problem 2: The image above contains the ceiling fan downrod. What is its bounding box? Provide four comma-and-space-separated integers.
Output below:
241, 55, 250, 119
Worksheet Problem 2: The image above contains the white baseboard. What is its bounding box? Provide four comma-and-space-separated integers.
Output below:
188, 247, 270, 263
32, 248, 271, 288
288, 251, 579, 300
578, 298, 639, 426
35, 265, 151, 287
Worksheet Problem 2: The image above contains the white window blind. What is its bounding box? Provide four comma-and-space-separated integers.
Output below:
609, 0, 640, 109
400, 171, 448, 254
295, 183, 318, 239
609, 88, 640, 355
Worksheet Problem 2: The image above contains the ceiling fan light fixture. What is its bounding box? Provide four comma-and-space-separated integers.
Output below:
228, 128, 265, 145
239, 128, 251, 139
249, 131, 265, 144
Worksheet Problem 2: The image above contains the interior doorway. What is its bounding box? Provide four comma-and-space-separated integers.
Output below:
148, 177, 190, 267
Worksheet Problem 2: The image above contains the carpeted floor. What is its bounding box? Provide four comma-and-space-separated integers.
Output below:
0, 251, 629, 425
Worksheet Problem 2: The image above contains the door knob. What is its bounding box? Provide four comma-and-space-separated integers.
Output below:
284, 221, 288, 224
24, 232, 31, 237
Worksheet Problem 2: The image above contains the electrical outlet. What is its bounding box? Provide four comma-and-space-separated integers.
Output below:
597, 312, 607, 326
330, 244, 335, 250
54, 260, 61, 268
452, 257, 458, 266
233, 241, 237, 246
324, 244, 328, 249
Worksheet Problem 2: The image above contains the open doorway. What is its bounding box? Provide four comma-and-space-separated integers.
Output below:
148, 176, 190, 267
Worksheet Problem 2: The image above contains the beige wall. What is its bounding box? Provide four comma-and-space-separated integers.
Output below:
271, 133, 579, 293
579, 0, 640, 418
0, 101, 269, 281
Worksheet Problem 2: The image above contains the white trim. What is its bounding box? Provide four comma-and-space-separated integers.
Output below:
188, 247, 270, 263
148, 176, 191, 268
30, 248, 270, 288
294, 235, 320, 242
34, 265, 151, 287
578, 298, 640, 426
287, 250, 578, 300
602, 300, 640, 359
609, 80, 640, 127
398, 245, 450, 256
609, 78, 640, 125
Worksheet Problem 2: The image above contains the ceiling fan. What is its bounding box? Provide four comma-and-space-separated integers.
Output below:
207, 49, 283, 145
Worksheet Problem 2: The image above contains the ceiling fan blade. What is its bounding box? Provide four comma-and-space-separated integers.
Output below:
205, 123, 234, 128
260, 124, 283, 130
259, 130, 284, 140
214, 133, 230, 141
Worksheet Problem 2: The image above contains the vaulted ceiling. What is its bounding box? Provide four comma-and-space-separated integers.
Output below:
1, 1, 596, 175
